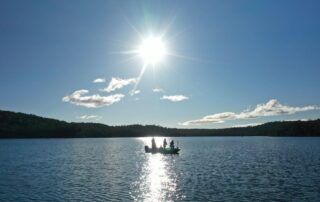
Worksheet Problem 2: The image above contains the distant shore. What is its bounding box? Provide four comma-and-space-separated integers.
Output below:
1, 110, 320, 138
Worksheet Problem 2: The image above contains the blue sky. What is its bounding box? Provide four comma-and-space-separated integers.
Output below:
0, 0, 320, 128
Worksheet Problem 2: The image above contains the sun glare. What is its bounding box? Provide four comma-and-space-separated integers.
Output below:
138, 36, 167, 65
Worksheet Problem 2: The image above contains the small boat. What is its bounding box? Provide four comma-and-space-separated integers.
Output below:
144, 146, 180, 154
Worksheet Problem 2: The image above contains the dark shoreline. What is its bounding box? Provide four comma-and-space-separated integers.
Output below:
1, 136, 320, 140
1, 110, 320, 138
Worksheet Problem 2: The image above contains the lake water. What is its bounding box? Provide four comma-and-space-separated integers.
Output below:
0, 137, 319, 201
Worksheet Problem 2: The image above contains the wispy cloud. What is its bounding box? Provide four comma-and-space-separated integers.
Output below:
102, 77, 137, 92
62, 89, 124, 108
130, 90, 140, 96
153, 88, 164, 93
285, 118, 309, 122
232, 123, 263, 128
161, 95, 189, 102
93, 78, 106, 83
77, 115, 101, 120
181, 99, 319, 126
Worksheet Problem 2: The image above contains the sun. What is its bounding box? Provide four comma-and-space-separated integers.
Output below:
138, 36, 167, 65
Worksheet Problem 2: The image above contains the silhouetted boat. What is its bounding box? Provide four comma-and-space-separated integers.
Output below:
144, 146, 180, 154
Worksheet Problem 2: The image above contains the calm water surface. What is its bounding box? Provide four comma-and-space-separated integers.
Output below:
0, 137, 319, 201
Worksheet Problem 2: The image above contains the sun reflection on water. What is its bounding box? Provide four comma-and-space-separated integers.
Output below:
132, 137, 178, 202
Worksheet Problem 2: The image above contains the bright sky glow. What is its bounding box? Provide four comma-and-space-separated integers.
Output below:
138, 36, 167, 65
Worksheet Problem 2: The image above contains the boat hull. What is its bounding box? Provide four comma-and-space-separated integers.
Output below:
145, 146, 180, 154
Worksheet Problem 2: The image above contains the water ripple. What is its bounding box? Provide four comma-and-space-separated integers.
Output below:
0, 137, 319, 201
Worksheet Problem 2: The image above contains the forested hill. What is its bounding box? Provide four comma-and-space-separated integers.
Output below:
0, 110, 320, 138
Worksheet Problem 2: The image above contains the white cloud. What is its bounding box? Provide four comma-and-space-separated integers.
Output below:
181, 99, 319, 126
62, 89, 124, 108
102, 77, 137, 92
232, 123, 263, 128
285, 118, 309, 122
153, 88, 164, 93
77, 115, 101, 120
181, 112, 237, 125
130, 90, 140, 96
161, 95, 189, 102
93, 78, 106, 83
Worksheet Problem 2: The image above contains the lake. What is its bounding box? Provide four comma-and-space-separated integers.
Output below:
0, 137, 319, 201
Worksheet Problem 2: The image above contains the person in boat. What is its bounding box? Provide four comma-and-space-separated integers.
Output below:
170, 140, 175, 149
151, 137, 157, 150
163, 138, 167, 148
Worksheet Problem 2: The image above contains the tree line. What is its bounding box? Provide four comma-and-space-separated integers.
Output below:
1, 110, 319, 138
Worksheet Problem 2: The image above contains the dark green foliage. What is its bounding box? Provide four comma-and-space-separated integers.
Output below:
0, 110, 319, 138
